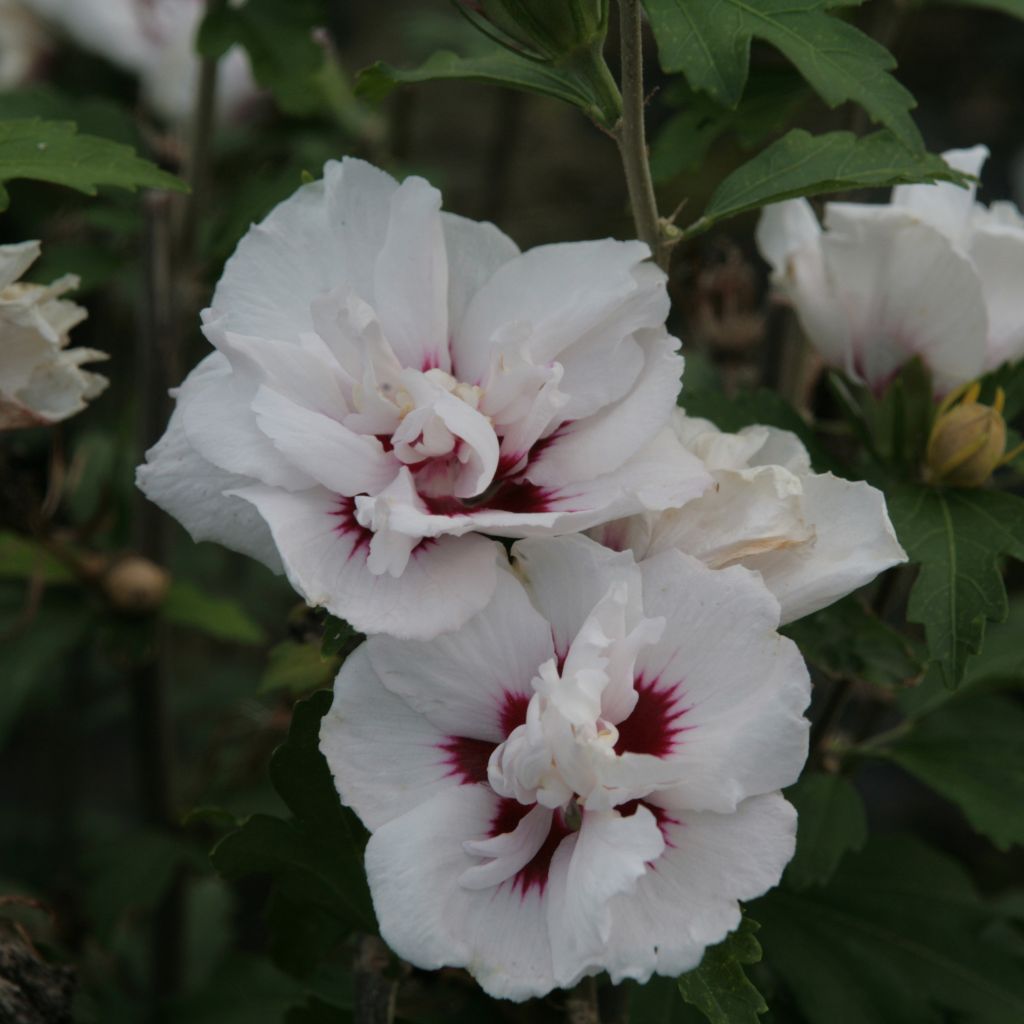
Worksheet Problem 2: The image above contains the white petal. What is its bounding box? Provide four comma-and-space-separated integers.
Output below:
749, 425, 812, 475
0, 240, 41, 289
366, 565, 554, 742
211, 159, 399, 340
461, 804, 553, 890
320, 647, 461, 830
366, 786, 559, 1002
968, 224, 1024, 367
513, 535, 642, 661
546, 807, 664, 988
636, 551, 810, 812
179, 352, 314, 490
743, 472, 906, 624
136, 404, 283, 573
647, 464, 811, 570
890, 145, 989, 243
453, 239, 653, 384
755, 199, 821, 275
524, 329, 683, 486
251, 386, 397, 496
820, 208, 988, 392
232, 484, 501, 639
373, 175, 450, 372
441, 211, 520, 337
601, 794, 797, 984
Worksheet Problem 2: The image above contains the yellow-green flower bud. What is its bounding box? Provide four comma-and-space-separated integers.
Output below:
925, 383, 1014, 487
476, 0, 607, 59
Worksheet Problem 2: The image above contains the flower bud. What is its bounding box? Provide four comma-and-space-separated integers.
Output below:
471, 0, 607, 59
102, 556, 170, 614
925, 383, 1012, 487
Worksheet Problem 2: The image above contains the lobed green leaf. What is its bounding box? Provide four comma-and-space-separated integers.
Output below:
886, 485, 1024, 687
684, 129, 969, 238
163, 581, 266, 646
0, 119, 185, 212
756, 836, 1024, 1023
677, 918, 767, 1024
640, 0, 920, 149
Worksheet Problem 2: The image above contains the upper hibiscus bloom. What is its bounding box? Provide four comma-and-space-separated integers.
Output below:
593, 410, 907, 624
137, 158, 710, 638
320, 535, 810, 1000
18, 0, 257, 122
0, 240, 107, 430
757, 146, 1024, 394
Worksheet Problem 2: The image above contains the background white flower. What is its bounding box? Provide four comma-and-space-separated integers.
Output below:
0, 0, 49, 90
320, 535, 810, 1001
757, 146, 1024, 394
137, 158, 710, 639
593, 410, 906, 624
17, 0, 257, 122
0, 240, 107, 430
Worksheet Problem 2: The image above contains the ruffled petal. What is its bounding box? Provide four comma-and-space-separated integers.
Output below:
601, 794, 797, 984
365, 565, 554, 742
820, 208, 988, 392
546, 806, 664, 987
136, 404, 283, 572
968, 224, 1024, 368
319, 646, 460, 830
232, 484, 501, 639
743, 472, 906, 624
635, 551, 810, 813
211, 159, 399, 340
373, 176, 450, 372
890, 145, 989, 244
366, 786, 559, 1002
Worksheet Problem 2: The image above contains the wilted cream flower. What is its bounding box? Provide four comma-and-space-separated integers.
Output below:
0, 241, 106, 430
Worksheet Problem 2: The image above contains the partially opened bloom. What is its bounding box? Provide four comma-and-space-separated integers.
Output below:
19, 0, 257, 122
757, 146, 1024, 394
320, 534, 809, 1000
0, 241, 107, 430
593, 411, 906, 624
137, 158, 709, 638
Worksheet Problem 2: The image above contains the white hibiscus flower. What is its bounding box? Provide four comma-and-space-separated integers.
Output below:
0, 240, 107, 430
757, 145, 1024, 394
593, 410, 906, 625
137, 158, 710, 639
18, 0, 257, 122
320, 534, 810, 1001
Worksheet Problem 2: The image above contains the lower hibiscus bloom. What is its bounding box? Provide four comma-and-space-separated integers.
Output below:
320, 534, 810, 1000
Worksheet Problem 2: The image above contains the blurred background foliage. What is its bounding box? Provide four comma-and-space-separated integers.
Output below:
2, 1, 1024, 1022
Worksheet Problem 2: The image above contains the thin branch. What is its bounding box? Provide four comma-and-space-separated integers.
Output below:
566, 977, 601, 1024
613, 0, 666, 269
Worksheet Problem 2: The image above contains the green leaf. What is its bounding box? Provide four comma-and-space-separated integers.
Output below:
0, 532, 75, 585
640, 0, 920, 149
163, 581, 266, 646
886, 485, 1024, 687
651, 69, 807, 183
260, 641, 341, 696
0, 119, 186, 212
756, 836, 1024, 1024
320, 615, 360, 659
870, 694, 1024, 850
198, 0, 329, 116
784, 773, 867, 889
684, 129, 968, 238
356, 47, 621, 128
782, 597, 924, 688
211, 692, 374, 974
677, 918, 767, 1024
